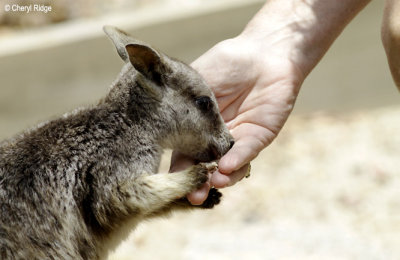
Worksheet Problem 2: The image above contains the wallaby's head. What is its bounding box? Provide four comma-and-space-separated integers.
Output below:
104, 26, 234, 162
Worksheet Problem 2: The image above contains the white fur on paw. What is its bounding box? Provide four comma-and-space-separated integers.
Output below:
201, 161, 218, 172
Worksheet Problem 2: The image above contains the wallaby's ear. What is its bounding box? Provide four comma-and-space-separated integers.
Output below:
103, 25, 166, 84
103, 25, 132, 62
125, 44, 164, 84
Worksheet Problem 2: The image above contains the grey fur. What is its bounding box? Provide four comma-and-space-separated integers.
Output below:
0, 26, 233, 259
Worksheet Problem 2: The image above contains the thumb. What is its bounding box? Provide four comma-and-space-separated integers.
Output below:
218, 137, 259, 174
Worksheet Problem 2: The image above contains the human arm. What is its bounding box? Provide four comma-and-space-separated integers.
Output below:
382, 0, 400, 91
170, 0, 371, 204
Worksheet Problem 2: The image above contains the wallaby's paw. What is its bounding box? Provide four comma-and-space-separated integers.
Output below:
200, 188, 222, 209
187, 164, 210, 190
185, 162, 218, 192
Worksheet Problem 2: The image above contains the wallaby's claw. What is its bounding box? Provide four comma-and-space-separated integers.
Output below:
199, 161, 218, 172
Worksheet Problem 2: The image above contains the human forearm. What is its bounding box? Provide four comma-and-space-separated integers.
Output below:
382, 0, 400, 91
239, 0, 371, 78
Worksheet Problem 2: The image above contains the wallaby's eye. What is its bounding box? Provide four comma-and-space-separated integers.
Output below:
195, 96, 212, 112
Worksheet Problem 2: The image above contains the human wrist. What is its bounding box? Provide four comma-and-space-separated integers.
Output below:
237, 0, 371, 77
233, 25, 307, 88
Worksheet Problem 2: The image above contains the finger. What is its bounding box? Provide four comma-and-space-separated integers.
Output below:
211, 164, 250, 188
187, 181, 210, 205
169, 151, 196, 173
218, 136, 261, 174
209, 171, 230, 188
218, 123, 273, 174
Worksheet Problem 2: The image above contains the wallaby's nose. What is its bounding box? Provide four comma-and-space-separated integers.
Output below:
229, 140, 235, 149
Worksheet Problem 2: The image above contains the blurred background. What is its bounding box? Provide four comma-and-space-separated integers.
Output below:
1, 0, 399, 259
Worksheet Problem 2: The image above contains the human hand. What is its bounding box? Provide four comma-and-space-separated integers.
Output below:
170, 0, 370, 205
170, 35, 304, 204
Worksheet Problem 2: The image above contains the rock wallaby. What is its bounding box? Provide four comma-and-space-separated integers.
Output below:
0, 26, 234, 259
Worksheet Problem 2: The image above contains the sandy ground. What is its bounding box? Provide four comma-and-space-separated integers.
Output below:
109, 105, 400, 260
